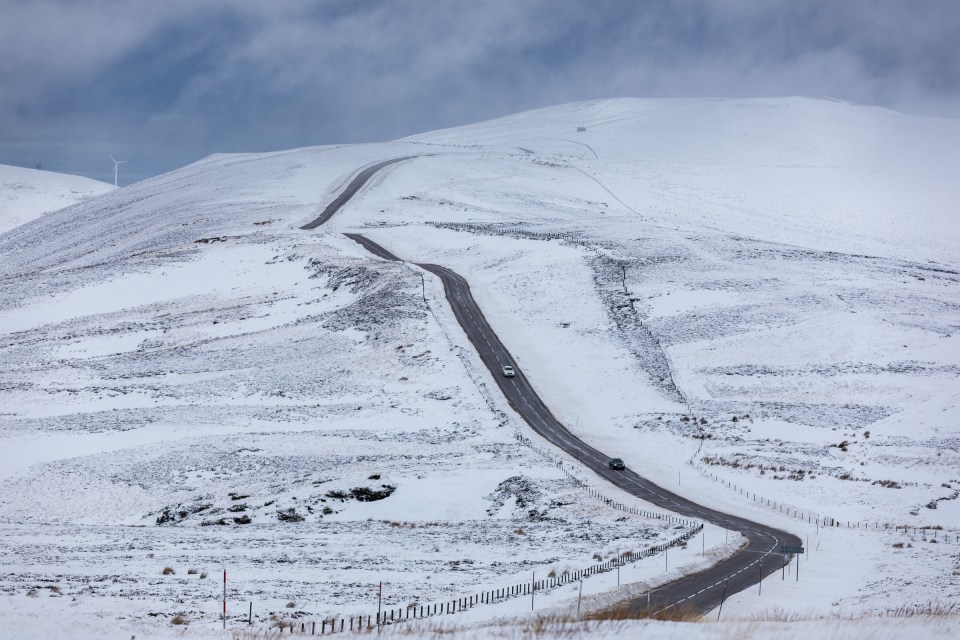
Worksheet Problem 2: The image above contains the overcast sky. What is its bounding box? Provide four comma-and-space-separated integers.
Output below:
2, 0, 958, 184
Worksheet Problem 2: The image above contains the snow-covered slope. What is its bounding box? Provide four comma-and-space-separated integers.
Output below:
405, 97, 960, 264
0, 164, 115, 234
1, 98, 958, 636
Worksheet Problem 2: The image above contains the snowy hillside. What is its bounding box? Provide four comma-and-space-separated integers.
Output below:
1, 97, 958, 637
0, 164, 115, 234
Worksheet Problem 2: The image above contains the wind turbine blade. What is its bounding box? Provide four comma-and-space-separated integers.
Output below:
108, 154, 117, 164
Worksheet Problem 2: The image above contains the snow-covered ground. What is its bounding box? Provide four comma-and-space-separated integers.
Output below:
1, 97, 958, 637
0, 164, 115, 234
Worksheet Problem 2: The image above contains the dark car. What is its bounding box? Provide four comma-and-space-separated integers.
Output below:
608, 458, 625, 470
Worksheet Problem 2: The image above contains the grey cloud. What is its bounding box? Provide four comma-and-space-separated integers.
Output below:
1, 0, 958, 183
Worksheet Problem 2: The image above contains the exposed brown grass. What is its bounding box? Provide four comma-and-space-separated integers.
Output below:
231, 605, 960, 640
170, 614, 187, 625
580, 602, 700, 623
161, 566, 175, 575
738, 607, 820, 622
884, 602, 958, 617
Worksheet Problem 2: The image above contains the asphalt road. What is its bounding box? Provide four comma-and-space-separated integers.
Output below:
314, 159, 802, 619
300, 156, 417, 230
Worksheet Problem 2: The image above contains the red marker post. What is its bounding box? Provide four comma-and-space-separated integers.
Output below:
223, 569, 227, 629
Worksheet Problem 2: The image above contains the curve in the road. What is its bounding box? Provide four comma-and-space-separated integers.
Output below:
301, 156, 417, 230
309, 159, 802, 619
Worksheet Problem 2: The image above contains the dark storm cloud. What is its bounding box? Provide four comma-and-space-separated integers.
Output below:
1, 0, 957, 183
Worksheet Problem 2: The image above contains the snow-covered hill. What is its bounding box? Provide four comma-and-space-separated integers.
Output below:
1, 97, 958, 636
0, 164, 115, 234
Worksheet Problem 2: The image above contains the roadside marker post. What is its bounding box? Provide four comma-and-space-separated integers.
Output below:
577, 579, 583, 618
717, 579, 728, 621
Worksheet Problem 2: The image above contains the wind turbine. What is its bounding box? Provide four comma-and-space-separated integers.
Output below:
108, 154, 127, 187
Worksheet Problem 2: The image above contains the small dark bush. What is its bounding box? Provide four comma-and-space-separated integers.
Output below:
200, 518, 228, 526
350, 485, 396, 502
277, 508, 304, 523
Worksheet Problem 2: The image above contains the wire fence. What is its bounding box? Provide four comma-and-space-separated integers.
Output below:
260, 522, 703, 634
693, 464, 959, 540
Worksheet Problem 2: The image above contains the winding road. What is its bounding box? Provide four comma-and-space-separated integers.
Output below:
325, 161, 801, 619
301, 156, 417, 230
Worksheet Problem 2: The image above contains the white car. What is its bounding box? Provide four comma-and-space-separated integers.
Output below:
501, 365, 516, 377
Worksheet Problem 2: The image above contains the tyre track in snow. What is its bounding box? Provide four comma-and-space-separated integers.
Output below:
311, 159, 802, 619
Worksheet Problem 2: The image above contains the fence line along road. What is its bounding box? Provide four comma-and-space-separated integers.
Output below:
269, 524, 703, 634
